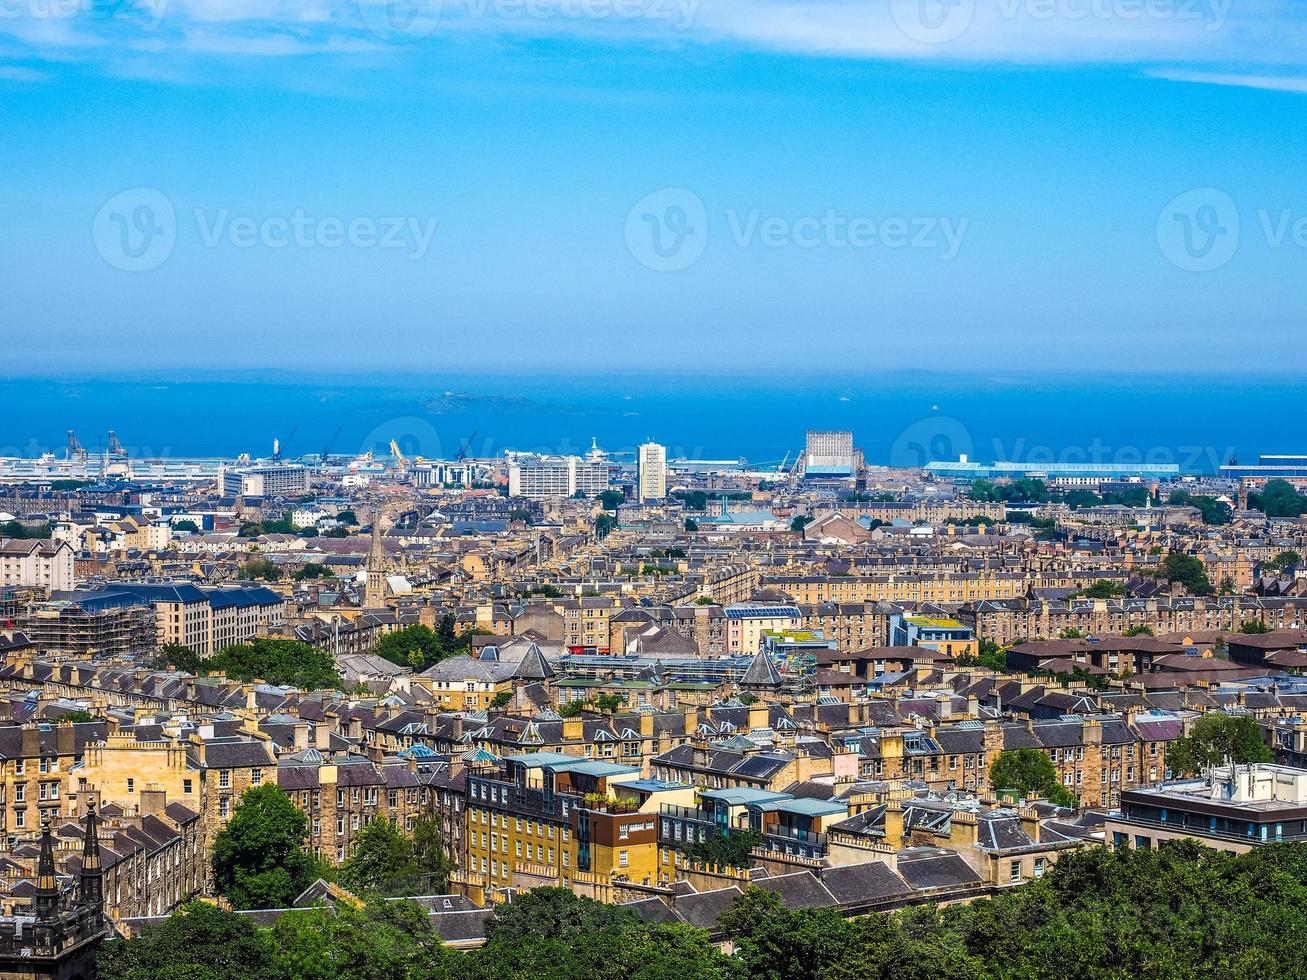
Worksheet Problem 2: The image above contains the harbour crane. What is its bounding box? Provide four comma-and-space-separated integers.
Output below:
106, 430, 127, 458
66, 430, 87, 462
455, 430, 479, 462
390, 439, 409, 477
321, 426, 342, 463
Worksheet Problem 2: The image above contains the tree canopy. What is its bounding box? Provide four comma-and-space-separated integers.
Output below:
211, 784, 327, 910
338, 816, 454, 898
373, 619, 466, 671
208, 638, 342, 690
98, 845, 1307, 980
1267, 550, 1302, 573
1251, 479, 1307, 518
1166, 712, 1274, 777
988, 748, 1077, 807
1077, 579, 1126, 599
1157, 551, 1214, 596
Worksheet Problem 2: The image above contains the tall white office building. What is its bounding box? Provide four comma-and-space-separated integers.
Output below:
508, 454, 610, 499
804, 430, 855, 477
638, 442, 667, 502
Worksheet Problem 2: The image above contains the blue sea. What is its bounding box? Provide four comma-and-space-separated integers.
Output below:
0, 371, 1296, 474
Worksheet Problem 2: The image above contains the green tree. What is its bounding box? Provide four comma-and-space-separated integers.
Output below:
239, 557, 282, 582
1077, 579, 1126, 599
1124, 624, 1155, 636
955, 640, 1006, 672
674, 490, 709, 511
1157, 550, 1214, 595
292, 562, 333, 581
150, 643, 203, 673
1062, 489, 1103, 509
0, 520, 53, 539
718, 888, 857, 980
1166, 713, 1273, 776
339, 817, 421, 896
1268, 550, 1302, 573
1251, 479, 1306, 518
791, 515, 812, 533
98, 901, 276, 980
682, 828, 762, 869
684, 517, 699, 532
335, 510, 359, 526
270, 900, 446, 980
172, 519, 200, 533
1167, 489, 1233, 525
211, 785, 326, 910
208, 638, 342, 689
411, 814, 455, 894
595, 514, 617, 539
52, 709, 95, 723
374, 625, 445, 671
594, 693, 626, 712
1058, 627, 1084, 639
1241, 619, 1273, 634
599, 489, 625, 511
988, 748, 1077, 807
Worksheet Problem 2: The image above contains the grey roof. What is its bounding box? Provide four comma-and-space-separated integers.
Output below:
741, 649, 783, 688
513, 642, 556, 682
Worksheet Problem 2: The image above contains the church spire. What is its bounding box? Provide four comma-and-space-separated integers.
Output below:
34, 819, 59, 921
79, 800, 103, 910
364, 504, 388, 609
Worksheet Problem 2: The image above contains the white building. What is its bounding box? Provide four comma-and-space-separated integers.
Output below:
0, 539, 75, 591
413, 461, 480, 488
508, 454, 609, 499
805, 430, 855, 477
220, 463, 310, 497
637, 442, 667, 503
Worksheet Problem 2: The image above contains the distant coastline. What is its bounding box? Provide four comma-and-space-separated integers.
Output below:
0, 371, 1296, 474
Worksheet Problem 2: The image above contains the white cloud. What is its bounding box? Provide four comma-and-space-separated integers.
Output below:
0, 64, 49, 81
1149, 70, 1307, 94
0, 0, 1304, 86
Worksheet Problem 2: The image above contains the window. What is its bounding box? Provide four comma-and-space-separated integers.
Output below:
251, 769, 263, 786
126, 778, 135, 793
219, 770, 231, 789
618, 850, 629, 869
183, 779, 193, 794
1009, 861, 1021, 882
1034, 858, 1047, 878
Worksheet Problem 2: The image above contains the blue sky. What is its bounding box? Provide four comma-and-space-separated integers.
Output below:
2, 0, 1306, 373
